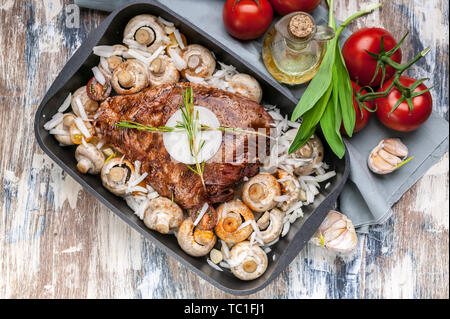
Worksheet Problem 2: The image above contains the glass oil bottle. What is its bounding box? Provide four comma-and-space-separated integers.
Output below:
262, 12, 335, 85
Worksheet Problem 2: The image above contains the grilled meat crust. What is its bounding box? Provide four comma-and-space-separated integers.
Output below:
94, 82, 273, 209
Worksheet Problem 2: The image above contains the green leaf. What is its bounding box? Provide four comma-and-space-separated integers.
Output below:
291, 38, 338, 121
335, 44, 355, 137
320, 96, 345, 158
288, 84, 333, 154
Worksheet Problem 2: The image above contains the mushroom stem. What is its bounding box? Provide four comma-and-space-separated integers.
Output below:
243, 260, 257, 273
187, 55, 201, 69
155, 214, 170, 234
135, 27, 154, 46
118, 70, 135, 88
77, 158, 93, 174
248, 183, 266, 201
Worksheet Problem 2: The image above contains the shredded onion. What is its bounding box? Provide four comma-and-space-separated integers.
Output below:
207, 258, 223, 271
75, 97, 89, 121
173, 29, 185, 49
158, 16, 174, 27
92, 66, 106, 86
193, 202, 209, 226
49, 129, 68, 135
168, 47, 187, 70
44, 112, 64, 130
92, 45, 115, 57
73, 118, 91, 139
57, 93, 72, 113
236, 220, 252, 231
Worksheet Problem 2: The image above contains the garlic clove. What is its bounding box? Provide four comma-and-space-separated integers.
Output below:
368, 138, 409, 175
382, 138, 408, 158
312, 210, 358, 255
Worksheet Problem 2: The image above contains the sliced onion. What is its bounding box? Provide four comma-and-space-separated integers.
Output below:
184, 73, 206, 84
49, 129, 68, 135
44, 112, 64, 130
173, 29, 185, 49
193, 202, 209, 226
96, 140, 105, 149
236, 220, 252, 231
168, 47, 187, 70
93, 45, 116, 57
206, 258, 223, 271
75, 97, 89, 121
158, 16, 174, 27
147, 45, 166, 64
100, 57, 111, 74
73, 118, 91, 139
57, 93, 72, 113
92, 66, 106, 86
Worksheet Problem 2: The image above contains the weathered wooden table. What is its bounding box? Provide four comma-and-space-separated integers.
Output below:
0, 0, 448, 298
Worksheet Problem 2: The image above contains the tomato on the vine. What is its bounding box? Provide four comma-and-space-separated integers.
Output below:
268, 0, 321, 15
341, 81, 373, 135
375, 76, 432, 132
342, 28, 402, 87
223, 0, 273, 40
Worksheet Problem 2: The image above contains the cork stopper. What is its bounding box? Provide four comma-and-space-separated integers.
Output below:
288, 13, 315, 38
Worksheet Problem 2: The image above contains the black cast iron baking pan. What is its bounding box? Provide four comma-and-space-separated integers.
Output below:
34, 0, 349, 295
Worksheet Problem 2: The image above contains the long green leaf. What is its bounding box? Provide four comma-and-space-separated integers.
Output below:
290, 38, 338, 121
320, 97, 345, 158
288, 84, 333, 154
335, 44, 355, 136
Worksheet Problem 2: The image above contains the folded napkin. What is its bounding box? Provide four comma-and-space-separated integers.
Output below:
75, 0, 449, 233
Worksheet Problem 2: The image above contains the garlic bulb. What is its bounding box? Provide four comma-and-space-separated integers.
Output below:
311, 210, 357, 254
368, 138, 408, 174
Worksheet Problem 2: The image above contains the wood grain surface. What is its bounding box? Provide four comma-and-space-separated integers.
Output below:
0, 0, 448, 299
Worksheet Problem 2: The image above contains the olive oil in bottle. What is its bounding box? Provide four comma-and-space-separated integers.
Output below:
262, 12, 335, 85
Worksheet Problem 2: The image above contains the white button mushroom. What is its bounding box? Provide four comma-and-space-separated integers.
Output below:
148, 55, 180, 86
98, 44, 131, 79
242, 173, 281, 213
111, 59, 150, 95
228, 73, 263, 103
181, 44, 216, 80
368, 138, 408, 174
257, 208, 285, 244
75, 143, 105, 174
228, 241, 268, 281
177, 218, 217, 257
53, 113, 76, 146
123, 14, 166, 53
215, 200, 255, 244
143, 197, 184, 234
275, 169, 301, 211
291, 133, 324, 176
71, 86, 99, 119
101, 157, 136, 196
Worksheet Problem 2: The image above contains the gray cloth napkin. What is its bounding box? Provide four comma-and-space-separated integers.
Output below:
75, 0, 449, 233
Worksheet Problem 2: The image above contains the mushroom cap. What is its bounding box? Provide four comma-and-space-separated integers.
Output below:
275, 169, 300, 211
101, 157, 135, 196
111, 59, 150, 95
292, 134, 324, 176
258, 208, 284, 244
242, 173, 281, 213
148, 55, 180, 86
71, 86, 99, 118
75, 143, 105, 174
177, 218, 217, 257
229, 73, 263, 103
123, 14, 166, 53
229, 241, 268, 281
368, 138, 408, 175
181, 44, 216, 79
143, 197, 184, 234
215, 200, 255, 244
54, 113, 76, 146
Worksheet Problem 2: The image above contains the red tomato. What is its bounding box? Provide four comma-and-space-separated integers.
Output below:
375, 76, 432, 132
268, 0, 321, 15
341, 81, 373, 135
223, 0, 273, 40
86, 77, 111, 101
342, 28, 402, 87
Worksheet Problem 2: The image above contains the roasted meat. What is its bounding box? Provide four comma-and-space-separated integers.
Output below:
94, 82, 273, 209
